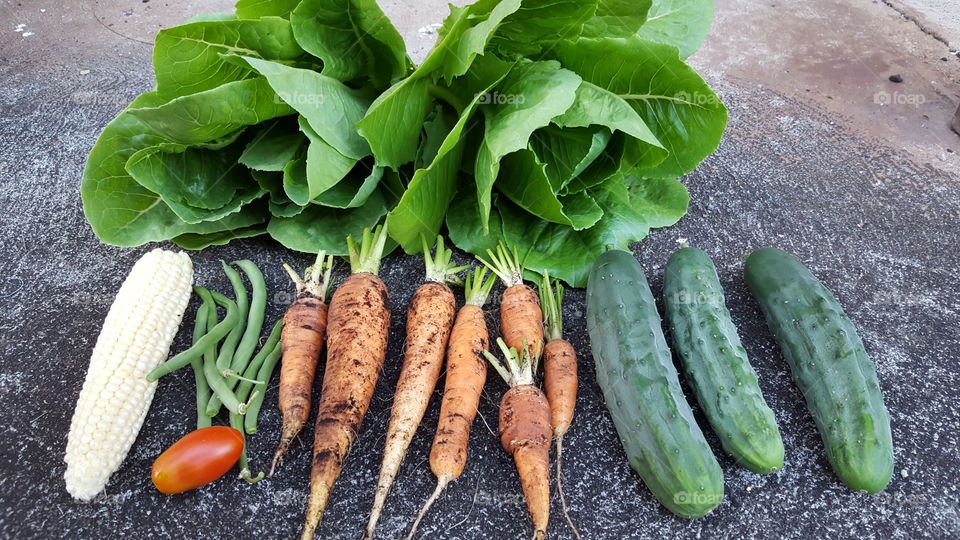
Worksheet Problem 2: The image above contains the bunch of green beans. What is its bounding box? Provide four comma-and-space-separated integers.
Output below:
146, 259, 284, 484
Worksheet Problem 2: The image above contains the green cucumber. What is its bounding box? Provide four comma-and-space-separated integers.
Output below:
745, 247, 893, 493
587, 250, 723, 518
664, 246, 784, 474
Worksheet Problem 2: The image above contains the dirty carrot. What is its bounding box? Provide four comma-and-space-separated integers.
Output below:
271, 251, 335, 476
541, 271, 579, 540
364, 236, 465, 540
408, 268, 496, 540
301, 225, 391, 540
479, 243, 543, 360
484, 338, 552, 540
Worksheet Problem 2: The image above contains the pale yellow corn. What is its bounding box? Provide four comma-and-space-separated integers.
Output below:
64, 248, 194, 500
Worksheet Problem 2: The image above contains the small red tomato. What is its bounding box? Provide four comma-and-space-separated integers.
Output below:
152, 426, 244, 494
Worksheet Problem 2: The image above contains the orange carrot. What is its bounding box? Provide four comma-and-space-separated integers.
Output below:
485, 337, 552, 539
407, 268, 497, 539
271, 252, 335, 476
301, 226, 391, 540
364, 237, 466, 540
541, 272, 579, 540
480, 243, 543, 360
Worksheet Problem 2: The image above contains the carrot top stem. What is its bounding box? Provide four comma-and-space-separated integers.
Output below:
478, 242, 524, 287
347, 224, 389, 275
483, 337, 535, 387
422, 235, 469, 285
464, 267, 497, 307
283, 250, 335, 300
540, 270, 564, 342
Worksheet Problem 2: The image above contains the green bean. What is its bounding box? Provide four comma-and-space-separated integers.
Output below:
198, 295, 222, 427
229, 411, 265, 484
189, 296, 213, 430
244, 339, 283, 434
203, 263, 250, 416
146, 287, 239, 381
217, 261, 249, 372
203, 342, 247, 416
230, 260, 267, 374
234, 320, 283, 404
204, 394, 223, 418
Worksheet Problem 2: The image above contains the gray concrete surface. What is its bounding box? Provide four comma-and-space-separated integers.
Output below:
0, 1, 958, 539
697, 0, 960, 176
888, 0, 960, 48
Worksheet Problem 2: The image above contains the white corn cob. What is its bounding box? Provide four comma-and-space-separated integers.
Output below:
64, 248, 194, 500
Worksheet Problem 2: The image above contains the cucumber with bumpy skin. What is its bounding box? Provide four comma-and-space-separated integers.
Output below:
664, 246, 784, 474
587, 250, 723, 518
745, 247, 893, 493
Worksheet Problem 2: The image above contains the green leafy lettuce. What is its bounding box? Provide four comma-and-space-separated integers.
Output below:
81, 0, 725, 284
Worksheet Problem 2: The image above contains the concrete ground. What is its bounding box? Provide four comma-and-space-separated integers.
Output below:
891, 0, 960, 48
0, 1, 957, 539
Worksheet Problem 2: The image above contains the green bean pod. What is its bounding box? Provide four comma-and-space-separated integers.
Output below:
146, 287, 239, 381
244, 339, 282, 434
205, 262, 254, 416
229, 410, 265, 484
217, 261, 249, 372
234, 320, 283, 407
230, 260, 267, 374
196, 297, 221, 428
189, 296, 213, 430
202, 344, 247, 416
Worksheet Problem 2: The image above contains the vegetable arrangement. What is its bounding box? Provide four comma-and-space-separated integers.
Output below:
64, 0, 897, 535
80, 0, 726, 286
65, 232, 894, 537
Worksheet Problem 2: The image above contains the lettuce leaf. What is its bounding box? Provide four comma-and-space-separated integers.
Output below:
448, 173, 689, 286
636, 0, 715, 59
291, 0, 410, 89
580, 0, 652, 37
550, 36, 727, 178
81, 0, 726, 286
475, 60, 581, 230
385, 56, 512, 252
153, 17, 304, 100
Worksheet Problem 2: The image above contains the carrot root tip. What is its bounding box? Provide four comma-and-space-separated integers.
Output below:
407, 476, 450, 540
